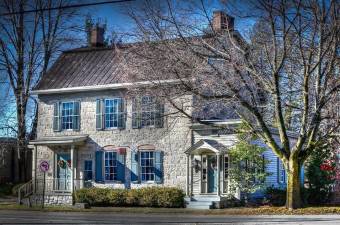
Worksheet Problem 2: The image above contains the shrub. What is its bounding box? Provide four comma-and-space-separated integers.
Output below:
0, 183, 13, 197
305, 145, 336, 205
263, 186, 286, 206
74, 187, 185, 208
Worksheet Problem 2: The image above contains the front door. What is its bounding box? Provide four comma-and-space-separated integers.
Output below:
56, 153, 71, 191
207, 155, 217, 193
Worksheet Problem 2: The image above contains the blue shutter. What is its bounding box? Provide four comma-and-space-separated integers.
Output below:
131, 150, 139, 183
73, 101, 80, 130
96, 99, 103, 130
118, 98, 125, 129
95, 151, 103, 182
154, 151, 163, 184
116, 152, 125, 182
300, 164, 304, 185
53, 102, 61, 132
155, 103, 164, 128
132, 98, 141, 129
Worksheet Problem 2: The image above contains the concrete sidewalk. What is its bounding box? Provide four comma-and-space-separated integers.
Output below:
1, 210, 340, 224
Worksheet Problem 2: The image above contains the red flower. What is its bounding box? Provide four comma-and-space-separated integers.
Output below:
320, 163, 334, 171
67, 160, 71, 168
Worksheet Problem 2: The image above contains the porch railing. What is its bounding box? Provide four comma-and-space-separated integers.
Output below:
18, 180, 33, 204
34, 178, 85, 194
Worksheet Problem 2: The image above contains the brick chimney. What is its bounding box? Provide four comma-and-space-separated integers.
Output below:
212, 11, 234, 32
90, 26, 105, 47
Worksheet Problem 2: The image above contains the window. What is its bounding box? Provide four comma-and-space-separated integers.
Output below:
104, 99, 123, 129
61, 102, 74, 130
224, 156, 229, 180
96, 98, 125, 130
84, 160, 93, 180
140, 151, 155, 181
132, 96, 164, 128
278, 158, 286, 183
202, 155, 207, 181
53, 101, 80, 132
104, 152, 117, 181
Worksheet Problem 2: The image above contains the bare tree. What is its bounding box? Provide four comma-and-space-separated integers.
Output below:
0, 0, 79, 182
124, 0, 339, 209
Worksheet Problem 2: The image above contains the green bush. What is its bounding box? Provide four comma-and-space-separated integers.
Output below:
263, 186, 286, 206
74, 187, 185, 208
0, 183, 14, 197
305, 145, 336, 205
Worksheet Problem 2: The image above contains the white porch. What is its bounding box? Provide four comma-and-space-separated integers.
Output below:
185, 139, 232, 209
29, 135, 88, 196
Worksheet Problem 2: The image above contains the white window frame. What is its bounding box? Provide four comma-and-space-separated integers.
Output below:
278, 159, 286, 184
141, 96, 156, 128
133, 96, 163, 128
84, 160, 93, 181
61, 102, 75, 130
223, 155, 229, 181
104, 98, 122, 129
104, 151, 118, 181
139, 151, 155, 182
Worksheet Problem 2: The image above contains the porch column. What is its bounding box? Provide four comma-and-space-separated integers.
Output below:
186, 154, 190, 196
190, 155, 194, 196
33, 145, 37, 193
217, 153, 221, 196
70, 145, 75, 193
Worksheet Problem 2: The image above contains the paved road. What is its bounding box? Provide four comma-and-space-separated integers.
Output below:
1, 210, 340, 224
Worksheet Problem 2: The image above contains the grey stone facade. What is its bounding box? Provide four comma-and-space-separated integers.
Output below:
33, 90, 192, 204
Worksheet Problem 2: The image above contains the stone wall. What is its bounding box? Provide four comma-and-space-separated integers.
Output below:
33, 194, 73, 205
34, 90, 192, 193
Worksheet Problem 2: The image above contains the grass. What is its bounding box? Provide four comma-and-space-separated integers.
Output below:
1, 203, 340, 215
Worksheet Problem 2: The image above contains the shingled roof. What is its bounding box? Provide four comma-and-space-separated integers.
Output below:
34, 47, 129, 91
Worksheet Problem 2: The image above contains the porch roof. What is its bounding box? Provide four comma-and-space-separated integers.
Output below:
185, 139, 228, 155
29, 135, 88, 146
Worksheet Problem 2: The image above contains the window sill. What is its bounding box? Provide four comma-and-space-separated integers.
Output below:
57, 129, 79, 132
132, 126, 164, 130
141, 181, 156, 184
103, 181, 123, 184
104, 127, 125, 131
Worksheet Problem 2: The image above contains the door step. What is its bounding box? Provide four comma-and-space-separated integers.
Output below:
186, 201, 213, 209
185, 195, 221, 209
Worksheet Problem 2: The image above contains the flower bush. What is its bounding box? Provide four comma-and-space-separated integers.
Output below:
305, 146, 336, 205
74, 187, 185, 208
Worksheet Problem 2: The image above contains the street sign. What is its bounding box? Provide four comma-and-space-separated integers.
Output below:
39, 160, 49, 209
39, 161, 50, 172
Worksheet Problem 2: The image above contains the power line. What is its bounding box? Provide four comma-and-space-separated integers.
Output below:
0, 0, 135, 16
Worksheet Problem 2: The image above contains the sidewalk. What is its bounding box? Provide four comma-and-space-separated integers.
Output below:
1, 203, 340, 215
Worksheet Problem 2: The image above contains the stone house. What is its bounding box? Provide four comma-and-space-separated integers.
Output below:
27, 11, 303, 208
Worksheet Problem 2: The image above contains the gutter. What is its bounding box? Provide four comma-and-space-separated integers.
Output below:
31, 79, 183, 95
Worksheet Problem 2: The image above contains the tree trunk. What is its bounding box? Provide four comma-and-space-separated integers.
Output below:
286, 157, 302, 210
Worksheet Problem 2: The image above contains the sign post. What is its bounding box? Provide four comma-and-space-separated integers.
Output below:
39, 161, 50, 208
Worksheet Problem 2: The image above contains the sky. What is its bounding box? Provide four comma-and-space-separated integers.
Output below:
0, 0, 256, 137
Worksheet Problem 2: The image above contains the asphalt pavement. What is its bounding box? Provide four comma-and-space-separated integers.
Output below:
1, 210, 340, 224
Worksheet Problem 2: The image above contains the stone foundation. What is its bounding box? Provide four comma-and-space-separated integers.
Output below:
33, 194, 73, 205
